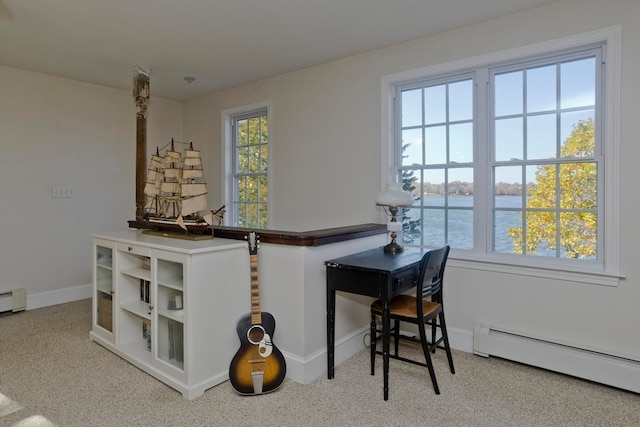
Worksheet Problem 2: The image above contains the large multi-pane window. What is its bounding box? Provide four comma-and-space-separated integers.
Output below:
395, 43, 606, 267
231, 108, 269, 228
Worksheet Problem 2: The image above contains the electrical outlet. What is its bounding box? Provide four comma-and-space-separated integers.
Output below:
52, 186, 75, 198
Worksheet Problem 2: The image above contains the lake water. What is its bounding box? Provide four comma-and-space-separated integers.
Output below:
402, 195, 552, 255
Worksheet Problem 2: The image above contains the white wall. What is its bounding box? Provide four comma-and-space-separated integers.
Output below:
184, 0, 640, 361
0, 66, 183, 302
183, 59, 383, 231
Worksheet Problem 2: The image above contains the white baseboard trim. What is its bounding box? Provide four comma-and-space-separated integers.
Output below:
283, 325, 369, 384
26, 283, 92, 310
284, 325, 474, 385
447, 326, 474, 353
473, 323, 640, 393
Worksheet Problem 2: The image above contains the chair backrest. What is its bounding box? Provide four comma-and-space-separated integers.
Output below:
416, 245, 450, 304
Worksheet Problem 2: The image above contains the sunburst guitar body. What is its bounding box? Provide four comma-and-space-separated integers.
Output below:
229, 232, 286, 395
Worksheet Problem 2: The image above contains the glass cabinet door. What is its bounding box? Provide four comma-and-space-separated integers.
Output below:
95, 245, 114, 332
156, 258, 185, 371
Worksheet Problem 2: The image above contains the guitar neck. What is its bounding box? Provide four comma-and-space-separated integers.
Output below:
249, 253, 262, 325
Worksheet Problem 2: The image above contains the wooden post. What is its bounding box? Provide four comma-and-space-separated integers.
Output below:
133, 66, 150, 221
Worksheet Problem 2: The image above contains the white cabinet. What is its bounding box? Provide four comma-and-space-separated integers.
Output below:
89, 230, 247, 399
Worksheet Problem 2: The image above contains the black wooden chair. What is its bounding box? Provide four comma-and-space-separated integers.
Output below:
370, 245, 454, 395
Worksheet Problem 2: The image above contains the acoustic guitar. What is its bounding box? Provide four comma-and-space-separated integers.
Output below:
229, 232, 286, 395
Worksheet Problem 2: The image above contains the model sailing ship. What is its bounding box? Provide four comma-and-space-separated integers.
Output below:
142, 138, 224, 234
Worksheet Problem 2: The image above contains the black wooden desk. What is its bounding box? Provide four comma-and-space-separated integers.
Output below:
325, 247, 424, 400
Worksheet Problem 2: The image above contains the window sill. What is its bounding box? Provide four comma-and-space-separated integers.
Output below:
445, 251, 624, 287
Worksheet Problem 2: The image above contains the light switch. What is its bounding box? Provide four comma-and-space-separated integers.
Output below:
52, 186, 75, 198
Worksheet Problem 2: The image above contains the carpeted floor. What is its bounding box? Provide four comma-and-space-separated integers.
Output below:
1, 299, 638, 426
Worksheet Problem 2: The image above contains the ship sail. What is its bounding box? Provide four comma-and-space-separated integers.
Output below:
160, 181, 181, 194
181, 194, 208, 216
143, 150, 165, 210
142, 138, 210, 232
181, 183, 207, 197
182, 168, 202, 180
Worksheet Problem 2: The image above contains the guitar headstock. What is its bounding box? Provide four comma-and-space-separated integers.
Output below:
246, 232, 259, 255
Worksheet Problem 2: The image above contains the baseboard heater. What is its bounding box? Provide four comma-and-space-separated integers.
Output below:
0, 288, 26, 314
473, 323, 640, 394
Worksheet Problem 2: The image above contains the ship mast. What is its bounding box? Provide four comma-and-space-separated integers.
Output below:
133, 66, 150, 221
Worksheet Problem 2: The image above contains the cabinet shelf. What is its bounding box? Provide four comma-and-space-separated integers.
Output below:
97, 285, 112, 296
96, 246, 113, 269
97, 266, 113, 295
158, 309, 184, 322
157, 259, 183, 289
157, 276, 182, 289
120, 300, 152, 320
121, 266, 151, 281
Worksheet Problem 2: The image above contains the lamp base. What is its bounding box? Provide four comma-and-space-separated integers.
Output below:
383, 241, 404, 254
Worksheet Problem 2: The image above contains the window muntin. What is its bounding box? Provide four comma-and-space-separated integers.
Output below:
396, 45, 603, 264
398, 75, 475, 250
232, 109, 269, 228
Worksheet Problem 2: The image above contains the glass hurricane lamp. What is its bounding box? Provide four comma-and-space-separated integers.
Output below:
376, 182, 414, 253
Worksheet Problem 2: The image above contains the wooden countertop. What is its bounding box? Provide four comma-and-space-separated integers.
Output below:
211, 223, 386, 246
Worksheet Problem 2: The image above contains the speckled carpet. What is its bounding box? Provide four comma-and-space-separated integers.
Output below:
1, 299, 638, 426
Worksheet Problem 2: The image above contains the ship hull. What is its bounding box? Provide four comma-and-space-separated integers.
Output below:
129, 217, 210, 235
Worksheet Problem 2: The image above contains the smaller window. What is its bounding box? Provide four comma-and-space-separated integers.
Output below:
231, 108, 269, 228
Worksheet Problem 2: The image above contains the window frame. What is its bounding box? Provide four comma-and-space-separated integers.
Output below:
222, 101, 272, 228
380, 27, 622, 286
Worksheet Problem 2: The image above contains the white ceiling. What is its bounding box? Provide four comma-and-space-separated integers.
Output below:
0, 0, 557, 101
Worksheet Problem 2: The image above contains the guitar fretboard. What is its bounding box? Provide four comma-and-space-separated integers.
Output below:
250, 254, 262, 325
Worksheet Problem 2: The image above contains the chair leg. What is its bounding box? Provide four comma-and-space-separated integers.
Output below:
431, 318, 437, 353
439, 311, 455, 374
393, 319, 400, 357
370, 312, 377, 375
419, 320, 440, 394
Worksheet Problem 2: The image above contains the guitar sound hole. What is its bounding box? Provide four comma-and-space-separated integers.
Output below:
247, 325, 265, 345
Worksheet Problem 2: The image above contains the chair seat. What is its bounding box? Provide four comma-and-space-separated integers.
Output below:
371, 295, 441, 320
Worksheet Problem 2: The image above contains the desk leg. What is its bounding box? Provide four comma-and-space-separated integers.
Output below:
327, 287, 335, 379
382, 299, 390, 401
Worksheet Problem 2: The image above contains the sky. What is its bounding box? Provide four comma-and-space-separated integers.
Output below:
399, 56, 596, 186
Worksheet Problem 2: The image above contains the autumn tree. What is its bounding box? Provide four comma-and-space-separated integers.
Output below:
508, 118, 596, 258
